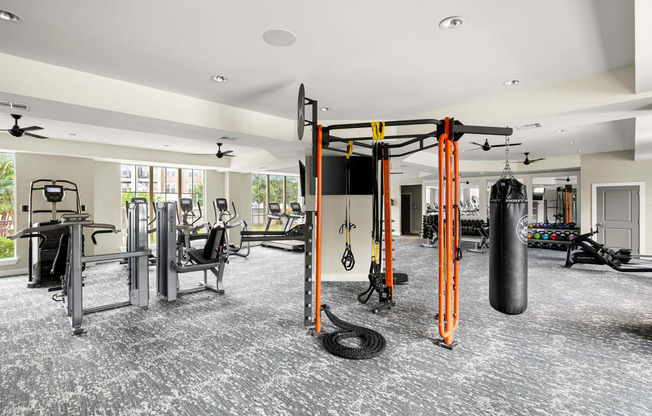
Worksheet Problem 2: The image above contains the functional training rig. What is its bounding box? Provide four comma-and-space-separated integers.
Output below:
298, 84, 513, 349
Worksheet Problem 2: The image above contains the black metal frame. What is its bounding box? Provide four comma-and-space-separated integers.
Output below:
565, 231, 652, 273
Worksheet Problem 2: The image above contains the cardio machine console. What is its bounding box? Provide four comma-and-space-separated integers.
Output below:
43, 185, 65, 203
179, 198, 194, 213
216, 198, 229, 211
290, 202, 303, 214
269, 202, 282, 215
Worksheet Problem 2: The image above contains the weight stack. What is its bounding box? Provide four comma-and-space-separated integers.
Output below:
489, 178, 528, 315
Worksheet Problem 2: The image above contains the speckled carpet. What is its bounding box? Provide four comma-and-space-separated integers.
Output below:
0, 237, 651, 415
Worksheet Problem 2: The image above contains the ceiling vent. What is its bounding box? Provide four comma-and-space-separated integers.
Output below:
218, 136, 238, 141
0, 99, 30, 111
515, 122, 543, 130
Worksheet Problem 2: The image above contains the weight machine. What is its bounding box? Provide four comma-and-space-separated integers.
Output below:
156, 201, 227, 301
297, 83, 513, 349
9, 200, 151, 334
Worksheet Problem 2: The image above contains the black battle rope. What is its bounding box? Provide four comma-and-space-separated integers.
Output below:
358, 142, 382, 303
320, 305, 386, 360
340, 141, 356, 271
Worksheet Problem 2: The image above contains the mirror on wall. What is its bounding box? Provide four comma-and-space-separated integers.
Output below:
459, 181, 480, 217
425, 184, 438, 213
531, 174, 578, 225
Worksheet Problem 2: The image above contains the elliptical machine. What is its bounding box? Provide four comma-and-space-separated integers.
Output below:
565, 224, 652, 272
21, 179, 86, 288
176, 197, 211, 264
213, 198, 250, 258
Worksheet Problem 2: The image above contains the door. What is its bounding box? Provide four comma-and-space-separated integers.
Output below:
596, 186, 640, 253
401, 194, 411, 235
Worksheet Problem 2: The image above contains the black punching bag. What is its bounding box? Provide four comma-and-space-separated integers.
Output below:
489, 178, 528, 314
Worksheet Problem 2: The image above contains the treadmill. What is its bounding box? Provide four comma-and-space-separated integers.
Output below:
262, 202, 306, 251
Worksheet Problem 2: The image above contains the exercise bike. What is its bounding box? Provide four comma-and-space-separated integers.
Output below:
565, 224, 652, 273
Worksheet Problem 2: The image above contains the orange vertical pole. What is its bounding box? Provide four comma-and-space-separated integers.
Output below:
438, 118, 459, 347
315, 125, 323, 333
437, 134, 447, 340
444, 121, 454, 345
382, 145, 394, 301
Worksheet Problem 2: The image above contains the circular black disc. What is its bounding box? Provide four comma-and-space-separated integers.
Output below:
297, 83, 305, 141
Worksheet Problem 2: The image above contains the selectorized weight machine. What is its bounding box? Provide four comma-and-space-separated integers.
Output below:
297, 84, 513, 350
9, 199, 151, 334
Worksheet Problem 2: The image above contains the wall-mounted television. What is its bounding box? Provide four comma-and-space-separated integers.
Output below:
308, 156, 374, 195
299, 161, 306, 198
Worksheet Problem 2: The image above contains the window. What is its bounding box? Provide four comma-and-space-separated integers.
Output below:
251, 173, 301, 231
120, 164, 205, 245
0, 153, 15, 259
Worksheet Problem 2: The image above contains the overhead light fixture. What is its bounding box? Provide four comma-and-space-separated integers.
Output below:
556, 129, 566, 133
211, 75, 228, 83
164, 144, 169, 147
263, 29, 297, 47
0, 9, 21, 22
503, 79, 520, 86
69, 133, 76, 137
439, 16, 464, 30
569, 141, 577, 145
578, 150, 584, 153
320, 107, 331, 112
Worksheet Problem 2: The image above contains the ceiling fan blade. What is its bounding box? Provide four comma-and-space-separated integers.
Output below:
221, 150, 233, 155
466, 147, 482, 152
491, 144, 508, 148
530, 158, 545, 163
190, 153, 217, 156
25, 132, 49, 139
0, 129, 8, 132
224, 154, 236, 157
390, 171, 404, 175
22, 126, 43, 132
470, 142, 484, 147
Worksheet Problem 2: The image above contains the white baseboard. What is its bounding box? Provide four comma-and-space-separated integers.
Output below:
0, 267, 28, 277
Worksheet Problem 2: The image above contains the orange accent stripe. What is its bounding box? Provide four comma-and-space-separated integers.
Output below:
382, 146, 394, 300
315, 125, 323, 333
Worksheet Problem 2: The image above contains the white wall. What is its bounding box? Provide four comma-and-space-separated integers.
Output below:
225, 172, 252, 245
580, 150, 652, 253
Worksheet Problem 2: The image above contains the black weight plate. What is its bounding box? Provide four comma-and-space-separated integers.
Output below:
297, 83, 305, 141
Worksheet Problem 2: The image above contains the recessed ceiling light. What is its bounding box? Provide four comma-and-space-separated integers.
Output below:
503, 79, 520, 86
0, 10, 21, 22
320, 107, 331, 112
211, 75, 228, 83
578, 150, 584, 153
569, 141, 577, 145
263, 29, 297, 47
556, 129, 566, 133
439, 16, 464, 30
164, 144, 169, 147
482, 156, 486, 159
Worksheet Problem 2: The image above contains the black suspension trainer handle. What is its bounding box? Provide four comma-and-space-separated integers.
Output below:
454, 204, 463, 261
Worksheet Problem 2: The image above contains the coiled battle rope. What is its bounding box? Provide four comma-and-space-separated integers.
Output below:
320, 305, 386, 360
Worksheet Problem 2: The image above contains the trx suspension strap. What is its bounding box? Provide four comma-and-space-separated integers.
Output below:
339, 141, 356, 271
358, 123, 385, 304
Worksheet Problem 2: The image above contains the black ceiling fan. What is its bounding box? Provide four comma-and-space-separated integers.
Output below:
1, 114, 49, 139
468, 138, 522, 152
555, 176, 572, 182
192, 143, 236, 159
516, 152, 545, 165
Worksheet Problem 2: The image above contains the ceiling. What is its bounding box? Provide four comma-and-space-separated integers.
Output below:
0, 0, 649, 178
0, 0, 633, 120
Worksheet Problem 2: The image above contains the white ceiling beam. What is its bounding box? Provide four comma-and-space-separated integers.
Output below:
635, 0, 652, 94
0, 53, 296, 142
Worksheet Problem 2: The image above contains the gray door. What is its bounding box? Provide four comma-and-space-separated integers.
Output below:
596, 186, 640, 253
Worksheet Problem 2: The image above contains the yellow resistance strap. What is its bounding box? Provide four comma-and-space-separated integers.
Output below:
346, 141, 353, 159
371, 122, 385, 141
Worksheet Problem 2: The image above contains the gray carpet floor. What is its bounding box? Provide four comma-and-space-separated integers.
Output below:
0, 237, 651, 415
